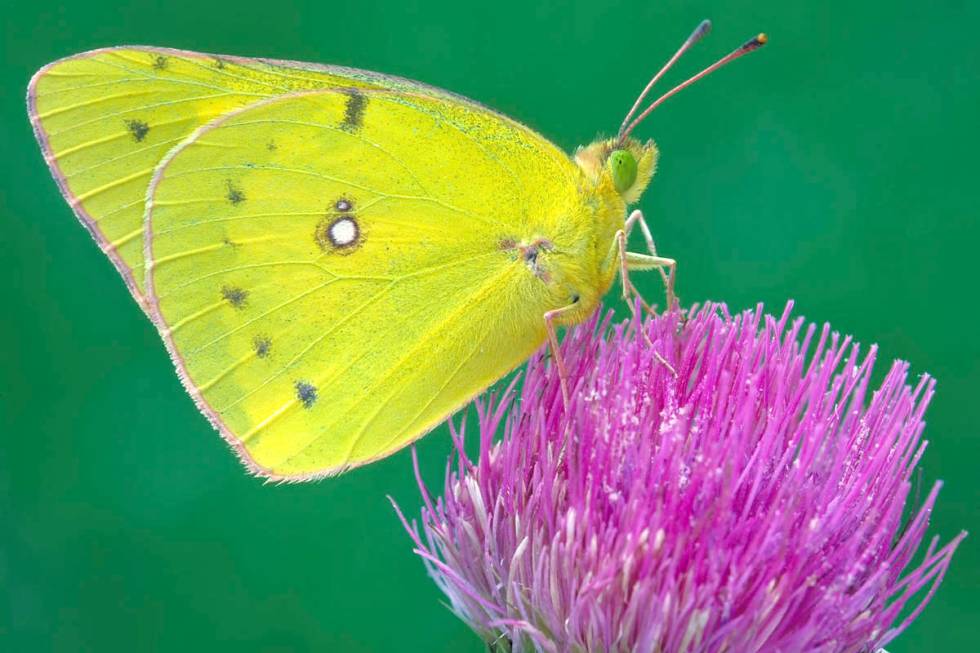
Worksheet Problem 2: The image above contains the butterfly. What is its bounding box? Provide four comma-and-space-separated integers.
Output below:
28, 20, 765, 481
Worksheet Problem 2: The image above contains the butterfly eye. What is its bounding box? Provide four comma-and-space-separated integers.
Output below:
607, 149, 638, 193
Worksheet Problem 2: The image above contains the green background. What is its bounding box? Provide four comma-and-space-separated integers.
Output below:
1, 0, 977, 650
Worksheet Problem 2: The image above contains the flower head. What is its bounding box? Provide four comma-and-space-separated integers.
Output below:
396, 304, 964, 653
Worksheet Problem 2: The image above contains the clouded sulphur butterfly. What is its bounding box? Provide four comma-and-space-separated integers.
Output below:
28, 21, 764, 481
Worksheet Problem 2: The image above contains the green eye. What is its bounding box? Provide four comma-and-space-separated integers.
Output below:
607, 149, 638, 193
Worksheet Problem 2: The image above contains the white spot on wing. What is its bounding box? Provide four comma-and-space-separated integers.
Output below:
329, 218, 358, 247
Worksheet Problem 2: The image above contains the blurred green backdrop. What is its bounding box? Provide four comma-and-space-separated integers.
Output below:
1, 0, 977, 651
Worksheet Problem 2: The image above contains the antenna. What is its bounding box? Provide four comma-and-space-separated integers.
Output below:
618, 28, 767, 143
618, 19, 713, 137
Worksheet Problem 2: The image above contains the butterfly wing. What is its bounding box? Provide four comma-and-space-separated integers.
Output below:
145, 89, 584, 480
27, 46, 480, 310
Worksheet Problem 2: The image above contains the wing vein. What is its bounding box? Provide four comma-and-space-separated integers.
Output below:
233, 282, 396, 430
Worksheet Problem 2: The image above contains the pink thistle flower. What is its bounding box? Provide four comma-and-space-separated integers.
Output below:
394, 303, 964, 653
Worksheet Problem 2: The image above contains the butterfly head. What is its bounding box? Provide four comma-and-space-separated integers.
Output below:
574, 137, 658, 205
575, 21, 767, 207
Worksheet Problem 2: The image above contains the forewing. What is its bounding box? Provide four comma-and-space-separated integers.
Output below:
145, 89, 581, 479
27, 46, 485, 308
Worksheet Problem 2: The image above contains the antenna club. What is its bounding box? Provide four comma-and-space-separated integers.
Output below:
742, 33, 768, 51
695, 19, 712, 39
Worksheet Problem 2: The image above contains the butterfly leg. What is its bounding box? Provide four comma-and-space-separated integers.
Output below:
543, 303, 578, 406
625, 251, 677, 309
605, 235, 678, 373
615, 230, 652, 315
624, 209, 676, 309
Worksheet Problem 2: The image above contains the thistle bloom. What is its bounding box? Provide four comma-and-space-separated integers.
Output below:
395, 304, 964, 653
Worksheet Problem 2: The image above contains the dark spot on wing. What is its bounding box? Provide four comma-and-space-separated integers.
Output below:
295, 381, 317, 409
222, 237, 238, 248
253, 336, 271, 358
335, 197, 353, 212
221, 286, 248, 309
214, 57, 226, 70
125, 119, 150, 142
226, 181, 245, 205
266, 140, 277, 151
152, 55, 168, 71
340, 90, 368, 133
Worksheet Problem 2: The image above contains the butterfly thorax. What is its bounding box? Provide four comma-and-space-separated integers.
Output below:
492, 137, 657, 328
518, 136, 658, 327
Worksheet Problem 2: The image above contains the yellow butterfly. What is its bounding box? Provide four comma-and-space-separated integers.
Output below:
28, 21, 765, 481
